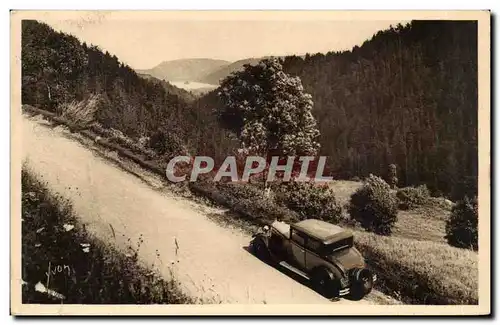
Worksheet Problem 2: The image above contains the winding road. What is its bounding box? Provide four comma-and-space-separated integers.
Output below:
22, 114, 392, 305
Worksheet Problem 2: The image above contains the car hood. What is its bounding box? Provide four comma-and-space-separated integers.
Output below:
326, 247, 365, 271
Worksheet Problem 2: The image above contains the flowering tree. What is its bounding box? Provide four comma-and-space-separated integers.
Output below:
218, 58, 320, 158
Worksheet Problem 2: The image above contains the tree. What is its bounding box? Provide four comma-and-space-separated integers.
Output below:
218, 58, 320, 158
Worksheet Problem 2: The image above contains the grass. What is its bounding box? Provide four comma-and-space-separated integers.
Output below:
21, 166, 193, 304
22, 105, 478, 305
392, 207, 448, 244
354, 230, 477, 304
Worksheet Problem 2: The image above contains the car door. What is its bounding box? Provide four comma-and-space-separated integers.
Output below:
289, 229, 306, 269
304, 237, 323, 272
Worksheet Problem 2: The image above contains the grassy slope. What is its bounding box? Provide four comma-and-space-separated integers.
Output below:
21, 167, 193, 304
328, 180, 449, 244
328, 180, 477, 304
354, 231, 477, 304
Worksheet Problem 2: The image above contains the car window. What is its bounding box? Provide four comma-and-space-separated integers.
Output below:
291, 230, 306, 246
325, 236, 354, 254
305, 237, 322, 252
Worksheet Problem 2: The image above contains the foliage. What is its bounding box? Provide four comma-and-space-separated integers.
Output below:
349, 174, 398, 235
55, 94, 104, 128
275, 181, 343, 223
445, 196, 478, 250
148, 128, 187, 158
189, 181, 298, 225
218, 58, 320, 156
396, 184, 431, 210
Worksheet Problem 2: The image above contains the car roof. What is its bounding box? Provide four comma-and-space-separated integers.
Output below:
291, 219, 353, 245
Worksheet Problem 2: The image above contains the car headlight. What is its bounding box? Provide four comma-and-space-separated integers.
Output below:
340, 276, 350, 288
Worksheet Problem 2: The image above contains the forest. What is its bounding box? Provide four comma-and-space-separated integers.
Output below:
280, 21, 478, 199
21, 20, 478, 199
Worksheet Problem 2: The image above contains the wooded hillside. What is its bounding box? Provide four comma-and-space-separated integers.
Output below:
22, 20, 199, 141
280, 21, 478, 198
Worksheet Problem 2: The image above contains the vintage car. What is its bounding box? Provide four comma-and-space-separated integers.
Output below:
250, 219, 376, 299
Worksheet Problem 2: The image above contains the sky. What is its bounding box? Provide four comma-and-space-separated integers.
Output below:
39, 12, 408, 70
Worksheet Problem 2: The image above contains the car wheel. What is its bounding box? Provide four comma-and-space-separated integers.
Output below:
252, 238, 270, 261
350, 268, 374, 300
311, 268, 336, 299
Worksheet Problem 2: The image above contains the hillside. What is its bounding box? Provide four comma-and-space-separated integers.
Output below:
137, 58, 230, 82
137, 73, 197, 102
283, 21, 477, 199
198, 58, 262, 85
21, 20, 205, 146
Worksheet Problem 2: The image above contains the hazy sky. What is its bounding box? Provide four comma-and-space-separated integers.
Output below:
40, 12, 407, 70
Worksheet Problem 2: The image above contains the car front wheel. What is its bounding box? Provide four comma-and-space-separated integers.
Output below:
252, 237, 270, 261
350, 268, 374, 300
311, 268, 337, 299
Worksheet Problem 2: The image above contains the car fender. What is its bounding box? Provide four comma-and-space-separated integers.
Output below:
318, 258, 346, 280
251, 233, 269, 249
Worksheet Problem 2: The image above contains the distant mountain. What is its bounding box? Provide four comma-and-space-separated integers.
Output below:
198, 58, 263, 85
137, 58, 230, 82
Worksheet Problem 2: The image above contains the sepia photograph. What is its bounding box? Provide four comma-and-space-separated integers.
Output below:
10, 10, 490, 316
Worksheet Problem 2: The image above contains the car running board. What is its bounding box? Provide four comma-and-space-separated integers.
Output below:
278, 261, 310, 280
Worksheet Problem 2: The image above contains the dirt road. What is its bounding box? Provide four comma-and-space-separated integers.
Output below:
21, 115, 390, 304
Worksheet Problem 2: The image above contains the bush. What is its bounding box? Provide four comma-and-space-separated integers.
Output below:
216, 182, 266, 201
275, 181, 343, 223
396, 185, 431, 210
349, 174, 398, 235
445, 196, 478, 250
148, 129, 186, 158
190, 181, 298, 225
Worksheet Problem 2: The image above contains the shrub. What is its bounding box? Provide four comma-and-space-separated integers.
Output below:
216, 182, 266, 201
349, 174, 398, 235
387, 164, 398, 189
275, 181, 343, 223
190, 181, 298, 225
55, 94, 103, 128
148, 129, 186, 158
445, 196, 478, 250
396, 184, 431, 210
